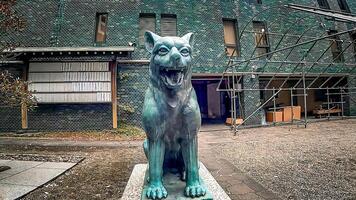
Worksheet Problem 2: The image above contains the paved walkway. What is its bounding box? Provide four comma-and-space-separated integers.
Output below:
0, 160, 77, 200
199, 130, 281, 200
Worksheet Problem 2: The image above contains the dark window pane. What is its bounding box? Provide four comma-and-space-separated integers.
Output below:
337, 0, 351, 13
328, 30, 344, 62
161, 14, 177, 36
139, 13, 156, 45
317, 0, 330, 9
95, 13, 108, 43
223, 19, 239, 56
350, 32, 356, 61
252, 21, 270, 58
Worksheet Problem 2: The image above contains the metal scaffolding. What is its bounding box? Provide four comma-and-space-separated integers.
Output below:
217, 4, 356, 134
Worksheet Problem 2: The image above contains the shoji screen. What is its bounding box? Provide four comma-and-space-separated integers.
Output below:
28, 62, 111, 103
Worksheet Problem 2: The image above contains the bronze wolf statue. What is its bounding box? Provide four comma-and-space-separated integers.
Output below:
142, 31, 207, 199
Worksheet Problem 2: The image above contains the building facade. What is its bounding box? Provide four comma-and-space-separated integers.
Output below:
1, 0, 355, 131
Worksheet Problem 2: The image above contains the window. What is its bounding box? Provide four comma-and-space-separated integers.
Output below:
223, 19, 239, 56
139, 13, 156, 45
161, 14, 177, 36
317, 0, 330, 9
95, 13, 108, 43
328, 30, 344, 62
252, 21, 270, 58
350, 32, 356, 61
337, 0, 351, 13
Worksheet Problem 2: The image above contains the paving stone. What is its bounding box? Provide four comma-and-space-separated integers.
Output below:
203, 160, 224, 172
239, 193, 264, 200
230, 172, 250, 182
256, 190, 280, 200
0, 168, 65, 186
0, 183, 36, 200
0, 160, 12, 165
2, 161, 43, 175
227, 177, 243, 185
216, 164, 237, 175
228, 183, 254, 195
0, 159, 79, 199
0, 173, 12, 180
36, 162, 76, 169
228, 194, 242, 200
243, 178, 268, 192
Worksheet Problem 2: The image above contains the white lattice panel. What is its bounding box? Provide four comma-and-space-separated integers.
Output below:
28, 62, 111, 103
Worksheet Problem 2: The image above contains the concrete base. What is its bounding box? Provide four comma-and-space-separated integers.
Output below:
121, 163, 230, 200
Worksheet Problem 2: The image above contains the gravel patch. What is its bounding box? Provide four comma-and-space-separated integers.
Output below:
210, 119, 356, 200
0, 153, 84, 163
0, 143, 146, 200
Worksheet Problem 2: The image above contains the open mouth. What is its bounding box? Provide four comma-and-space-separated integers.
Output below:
160, 68, 185, 89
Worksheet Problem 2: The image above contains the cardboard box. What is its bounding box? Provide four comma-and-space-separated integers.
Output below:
225, 118, 243, 125
266, 111, 283, 122
283, 106, 301, 121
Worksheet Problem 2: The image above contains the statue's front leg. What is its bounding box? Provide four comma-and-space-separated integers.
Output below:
146, 138, 167, 199
181, 91, 206, 198
181, 135, 206, 197
143, 89, 168, 200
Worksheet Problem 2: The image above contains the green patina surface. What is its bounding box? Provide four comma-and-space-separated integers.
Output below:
141, 32, 206, 199
2, 0, 356, 125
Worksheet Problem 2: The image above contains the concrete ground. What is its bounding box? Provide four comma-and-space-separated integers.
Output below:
0, 119, 355, 200
0, 160, 77, 200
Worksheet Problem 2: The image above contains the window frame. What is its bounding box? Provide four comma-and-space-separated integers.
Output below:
328, 30, 345, 63
222, 18, 240, 57
337, 0, 351, 13
317, 0, 331, 10
252, 21, 270, 59
95, 13, 109, 44
160, 14, 177, 37
350, 32, 356, 61
139, 13, 156, 45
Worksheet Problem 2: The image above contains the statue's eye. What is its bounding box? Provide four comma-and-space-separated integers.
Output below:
180, 48, 190, 56
158, 47, 169, 55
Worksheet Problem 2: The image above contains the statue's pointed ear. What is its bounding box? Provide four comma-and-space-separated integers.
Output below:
182, 33, 194, 46
144, 31, 160, 53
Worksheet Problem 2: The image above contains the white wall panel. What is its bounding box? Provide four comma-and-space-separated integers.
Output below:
29, 62, 109, 72
29, 72, 110, 82
28, 62, 111, 103
34, 93, 111, 103
29, 82, 111, 92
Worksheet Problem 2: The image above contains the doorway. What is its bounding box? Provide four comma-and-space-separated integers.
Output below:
192, 78, 231, 124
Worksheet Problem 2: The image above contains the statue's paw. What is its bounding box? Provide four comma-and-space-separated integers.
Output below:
146, 183, 168, 200
184, 183, 207, 198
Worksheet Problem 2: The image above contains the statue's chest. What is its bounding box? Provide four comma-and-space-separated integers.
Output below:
161, 105, 186, 137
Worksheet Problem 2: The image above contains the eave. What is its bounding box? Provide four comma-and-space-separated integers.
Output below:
3, 46, 135, 56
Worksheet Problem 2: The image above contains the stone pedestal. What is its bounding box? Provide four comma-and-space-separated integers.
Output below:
121, 163, 231, 200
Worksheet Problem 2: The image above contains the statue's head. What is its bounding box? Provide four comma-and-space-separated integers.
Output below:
144, 31, 194, 90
